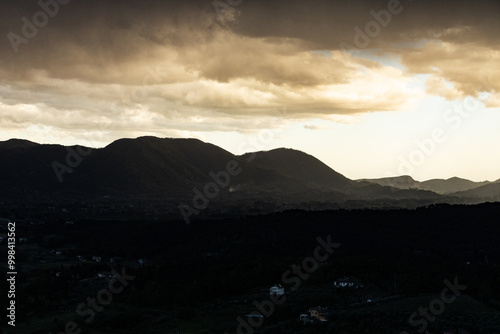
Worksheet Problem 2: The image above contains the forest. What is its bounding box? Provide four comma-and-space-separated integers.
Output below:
2, 203, 500, 333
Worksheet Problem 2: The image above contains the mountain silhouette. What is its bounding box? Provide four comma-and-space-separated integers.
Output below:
359, 175, 490, 194
453, 183, 500, 200
0, 136, 494, 207
239, 148, 353, 191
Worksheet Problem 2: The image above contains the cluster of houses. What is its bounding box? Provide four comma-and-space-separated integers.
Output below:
418, 330, 471, 334
267, 278, 364, 325
76, 255, 121, 263
300, 306, 329, 324
269, 284, 330, 324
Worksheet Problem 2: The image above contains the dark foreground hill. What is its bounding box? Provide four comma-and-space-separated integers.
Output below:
239, 148, 354, 190
0, 136, 495, 210
5, 203, 500, 334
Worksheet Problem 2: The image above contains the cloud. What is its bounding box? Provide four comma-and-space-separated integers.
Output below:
304, 124, 329, 130
399, 41, 500, 105
0, 0, 499, 143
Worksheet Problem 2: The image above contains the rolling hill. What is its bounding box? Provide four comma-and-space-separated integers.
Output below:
359, 175, 491, 194
239, 148, 354, 191
453, 183, 500, 201
0, 136, 496, 208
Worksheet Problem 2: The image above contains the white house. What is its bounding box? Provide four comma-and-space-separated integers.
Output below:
334, 277, 359, 288
269, 284, 285, 296
98, 271, 115, 280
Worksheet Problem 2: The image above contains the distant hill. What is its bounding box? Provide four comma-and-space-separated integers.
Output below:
0, 138, 39, 150
0, 141, 86, 197
357, 175, 421, 190
359, 176, 490, 194
239, 148, 354, 191
0, 136, 495, 208
420, 177, 490, 194
452, 183, 500, 200
0, 137, 317, 200
76, 136, 317, 197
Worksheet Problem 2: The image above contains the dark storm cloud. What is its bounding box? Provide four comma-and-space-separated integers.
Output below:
0, 0, 498, 143
0, 0, 216, 83
1, 0, 499, 83
230, 0, 500, 47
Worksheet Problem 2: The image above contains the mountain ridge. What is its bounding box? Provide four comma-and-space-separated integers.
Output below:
0, 137, 498, 206
358, 175, 491, 194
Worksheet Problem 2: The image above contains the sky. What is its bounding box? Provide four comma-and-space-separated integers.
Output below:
0, 0, 499, 182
